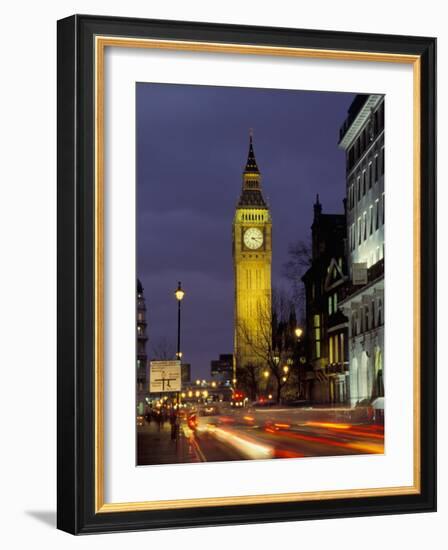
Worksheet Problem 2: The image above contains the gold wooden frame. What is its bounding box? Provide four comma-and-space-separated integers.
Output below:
94, 36, 421, 513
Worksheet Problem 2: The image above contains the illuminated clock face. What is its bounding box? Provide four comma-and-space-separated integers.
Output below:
244, 227, 264, 250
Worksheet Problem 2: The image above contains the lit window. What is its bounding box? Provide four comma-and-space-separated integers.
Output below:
328, 296, 333, 315
333, 293, 338, 312
314, 314, 321, 358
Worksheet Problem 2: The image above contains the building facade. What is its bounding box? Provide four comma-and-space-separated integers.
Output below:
302, 196, 349, 404
210, 354, 233, 385
338, 94, 385, 406
136, 278, 149, 413
233, 134, 272, 381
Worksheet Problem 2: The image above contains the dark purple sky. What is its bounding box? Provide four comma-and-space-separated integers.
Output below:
137, 83, 355, 378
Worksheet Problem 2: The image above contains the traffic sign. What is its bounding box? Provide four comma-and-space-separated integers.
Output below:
149, 360, 181, 393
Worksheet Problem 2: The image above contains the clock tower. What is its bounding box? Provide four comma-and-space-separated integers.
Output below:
233, 133, 272, 381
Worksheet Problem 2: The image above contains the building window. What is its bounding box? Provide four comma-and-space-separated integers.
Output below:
381, 147, 385, 175
374, 155, 379, 183
382, 192, 385, 225
363, 211, 367, 241
378, 299, 383, 326
368, 163, 372, 189
372, 300, 376, 328
369, 205, 373, 235
329, 336, 333, 363
340, 333, 345, 363
314, 314, 321, 358
375, 199, 379, 230
362, 170, 366, 195
328, 296, 333, 315
357, 176, 361, 201
365, 305, 370, 332
333, 293, 338, 312
358, 217, 362, 245
352, 312, 357, 336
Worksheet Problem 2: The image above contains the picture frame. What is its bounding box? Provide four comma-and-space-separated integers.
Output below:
57, 14, 436, 534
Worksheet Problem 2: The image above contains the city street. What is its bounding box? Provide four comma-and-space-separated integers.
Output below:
137, 405, 384, 465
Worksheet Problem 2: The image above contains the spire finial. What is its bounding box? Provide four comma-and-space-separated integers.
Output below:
249, 127, 254, 142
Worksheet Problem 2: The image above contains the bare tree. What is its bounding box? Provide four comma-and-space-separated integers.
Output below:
235, 351, 260, 402
236, 301, 295, 404
282, 239, 312, 320
151, 337, 175, 361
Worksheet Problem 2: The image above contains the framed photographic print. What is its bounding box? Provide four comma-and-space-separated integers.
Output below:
57, 15, 436, 534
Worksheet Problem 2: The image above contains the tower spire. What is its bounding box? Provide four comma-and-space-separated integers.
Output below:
237, 131, 267, 207
244, 129, 260, 174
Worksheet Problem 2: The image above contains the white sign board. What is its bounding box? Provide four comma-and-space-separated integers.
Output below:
352, 262, 368, 285
149, 361, 181, 393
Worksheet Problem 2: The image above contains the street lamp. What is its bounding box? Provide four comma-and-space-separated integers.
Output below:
263, 370, 270, 379
174, 281, 185, 360
295, 327, 303, 339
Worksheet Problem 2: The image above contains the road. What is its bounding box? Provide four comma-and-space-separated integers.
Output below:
185, 405, 384, 462
137, 405, 384, 465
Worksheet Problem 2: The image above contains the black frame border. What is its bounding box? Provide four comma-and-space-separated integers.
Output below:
57, 14, 436, 534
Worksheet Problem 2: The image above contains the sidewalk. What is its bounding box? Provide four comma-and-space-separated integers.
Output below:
137, 419, 201, 465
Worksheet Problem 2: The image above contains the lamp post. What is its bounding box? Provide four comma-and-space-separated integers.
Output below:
174, 282, 185, 408
174, 281, 185, 360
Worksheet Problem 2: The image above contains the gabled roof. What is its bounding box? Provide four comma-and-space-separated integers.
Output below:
324, 257, 347, 291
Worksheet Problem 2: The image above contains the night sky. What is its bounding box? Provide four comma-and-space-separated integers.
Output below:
136, 83, 356, 378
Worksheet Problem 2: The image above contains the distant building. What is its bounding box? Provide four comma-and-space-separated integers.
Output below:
136, 279, 148, 413
338, 94, 385, 406
210, 354, 233, 385
181, 363, 191, 386
302, 196, 349, 404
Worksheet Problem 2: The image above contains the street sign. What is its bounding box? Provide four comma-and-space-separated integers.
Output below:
149, 360, 181, 393
352, 262, 368, 285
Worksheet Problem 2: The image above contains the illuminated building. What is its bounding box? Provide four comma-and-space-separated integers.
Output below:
302, 196, 349, 403
136, 278, 148, 413
233, 133, 272, 380
338, 94, 385, 406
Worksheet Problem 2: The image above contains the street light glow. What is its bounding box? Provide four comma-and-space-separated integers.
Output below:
263, 370, 269, 379
295, 327, 303, 338
174, 281, 185, 301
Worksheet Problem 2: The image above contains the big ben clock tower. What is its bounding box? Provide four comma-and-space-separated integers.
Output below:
233, 133, 272, 381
